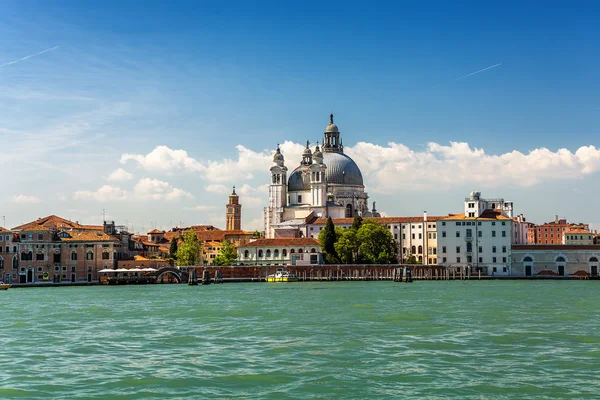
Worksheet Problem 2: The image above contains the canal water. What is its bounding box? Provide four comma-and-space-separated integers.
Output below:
1, 281, 599, 399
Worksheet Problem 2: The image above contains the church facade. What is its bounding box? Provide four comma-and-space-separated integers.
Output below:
264, 115, 379, 238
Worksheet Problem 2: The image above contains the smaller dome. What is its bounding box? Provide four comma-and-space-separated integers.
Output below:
325, 113, 339, 133
313, 145, 323, 161
273, 146, 284, 162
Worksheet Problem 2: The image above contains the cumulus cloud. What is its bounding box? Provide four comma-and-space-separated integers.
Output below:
120, 141, 304, 183
183, 205, 219, 211
74, 178, 192, 202
106, 168, 134, 182
205, 184, 230, 194
120, 145, 205, 173
12, 194, 41, 204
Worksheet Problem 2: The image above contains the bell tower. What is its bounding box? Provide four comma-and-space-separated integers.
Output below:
226, 186, 242, 231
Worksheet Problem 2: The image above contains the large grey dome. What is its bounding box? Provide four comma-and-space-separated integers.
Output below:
288, 152, 363, 192
323, 152, 363, 186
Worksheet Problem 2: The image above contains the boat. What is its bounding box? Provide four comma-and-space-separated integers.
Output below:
266, 269, 299, 282
0, 281, 11, 290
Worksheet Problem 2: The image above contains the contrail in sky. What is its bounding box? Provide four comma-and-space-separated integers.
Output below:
454, 63, 502, 81
0, 45, 60, 68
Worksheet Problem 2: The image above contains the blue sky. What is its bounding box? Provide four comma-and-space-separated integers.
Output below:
1, 1, 600, 232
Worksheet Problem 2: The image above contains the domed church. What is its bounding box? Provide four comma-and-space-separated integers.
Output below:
264, 114, 380, 238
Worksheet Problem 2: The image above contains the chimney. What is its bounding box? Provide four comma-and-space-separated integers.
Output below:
555, 215, 558, 224
423, 211, 428, 223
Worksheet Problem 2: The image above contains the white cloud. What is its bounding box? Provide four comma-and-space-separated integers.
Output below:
205, 184, 230, 194
183, 205, 219, 211
120, 145, 205, 173
12, 194, 41, 204
106, 168, 134, 182
73, 178, 192, 202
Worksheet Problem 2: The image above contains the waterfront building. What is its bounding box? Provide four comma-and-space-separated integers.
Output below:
512, 245, 600, 277
512, 214, 530, 245
237, 238, 322, 266
0, 227, 18, 283
562, 226, 594, 245
436, 191, 514, 276
304, 214, 444, 264
9, 216, 119, 284
264, 114, 380, 239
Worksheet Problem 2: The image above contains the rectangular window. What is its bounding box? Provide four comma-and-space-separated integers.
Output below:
412, 234, 415, 240
418, 233, 422, 239
493, 257, 497, 263
493, 267, 497, 272
456, 222, 461, 226
457, 257, 461, 263
466, 229, 472, 238
443, 257, 447, 263
502, 231, 506, 237
478, 221, 482, 226
478, 246, 483, 253
456, 246, 460, 253
502, 246, 506, 253
38, 234, 43, 240
467, 256, 472, 263
402, 233, 405, 239
492, 222, 496, 226
442, 231, 446, 238
433, 248, 437, 255
442, 246, 446, 253
468, 202, 474, 208
442, 222, 446, 226
502, 222, 506, 226
503, 257, 507, 263
492, 246, 497, 253
297, 195, 302, 203
478, 257, 483, 263
478, 231, 482, 237
492, 231, 496, 238
456, 231, 460, 238
503, 267, 507, 272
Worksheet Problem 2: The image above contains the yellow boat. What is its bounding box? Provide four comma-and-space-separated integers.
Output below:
266, 269, 299, 282
0, 281, 11, 290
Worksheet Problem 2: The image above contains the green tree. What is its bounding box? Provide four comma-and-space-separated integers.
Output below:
334, 228, 359, 264
169, 237, 178, 259
356, 219, 398, 264
351, 214, 363, 231
318, 217, 340, 263
213, 240, 238, 266
175, 231, 203, 266
252, 230, 262, 239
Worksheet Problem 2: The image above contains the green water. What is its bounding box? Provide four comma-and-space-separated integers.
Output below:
1, 281, 599, 399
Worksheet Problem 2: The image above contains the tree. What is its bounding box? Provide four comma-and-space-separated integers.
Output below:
334, 228, 359, 264
356, 219, 398, 264
175, 231, 203, 266
318, 217, 340, 263
252, 230, 263, 239
169, 237, 178, 259
213, 240, 238, 266
352, 214, 363, 231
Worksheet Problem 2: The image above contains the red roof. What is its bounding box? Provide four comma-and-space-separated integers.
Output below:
243, 238, 319, 247
309, 216, 445, 225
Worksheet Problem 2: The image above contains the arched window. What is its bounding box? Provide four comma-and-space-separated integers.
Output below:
71, 252, 77, 261
258, 250, 263, 257
411, 246, 416, 254
418, 256, 423, 262
244, 250, 249, 258
590, 257, 598, 262
0, 256, 3, 269
274, 249, 279, 257
12, 255, 18, 269
523, 256, 533, 262
290, 249, 295, 254
298, 249, 303, 253
345, 204, 353, 218
311, 248, 316, 253
266, 250, 271, 257
418, 245, 423, 254
556, 256, 566, 262
86, 251, 94, 261
282, 249, 287, 257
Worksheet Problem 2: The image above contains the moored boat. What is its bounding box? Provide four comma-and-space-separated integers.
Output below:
266, 269, 299, 282
0, 281, 11, 290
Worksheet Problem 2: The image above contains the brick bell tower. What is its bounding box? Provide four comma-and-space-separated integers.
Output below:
226, 186, 242, 231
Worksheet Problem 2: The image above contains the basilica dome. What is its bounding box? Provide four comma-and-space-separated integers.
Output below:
287, 152, 363, 192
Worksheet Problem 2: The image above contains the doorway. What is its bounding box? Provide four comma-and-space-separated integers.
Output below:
71, 273, 76, 282
26, 269, 33, 283
591, 265, 598, 277
87, 273, 92, 282
558, 265, 565, 276
525, 265, 532, 276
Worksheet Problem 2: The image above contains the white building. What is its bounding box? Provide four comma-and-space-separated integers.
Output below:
437, 191, 514, 276
264, 114, 379, 238
512, 245, 600, 277
237, 238, 322, 266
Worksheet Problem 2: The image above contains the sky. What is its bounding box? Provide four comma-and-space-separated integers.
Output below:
1, 1, 600, 233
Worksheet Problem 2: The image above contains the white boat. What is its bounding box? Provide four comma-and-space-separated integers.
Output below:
266, 269, 299, 282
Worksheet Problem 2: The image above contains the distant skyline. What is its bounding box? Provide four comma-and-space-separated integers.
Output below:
1, 1, 600, 232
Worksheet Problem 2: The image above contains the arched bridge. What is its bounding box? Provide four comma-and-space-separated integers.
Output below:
151, 267, 188, 284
